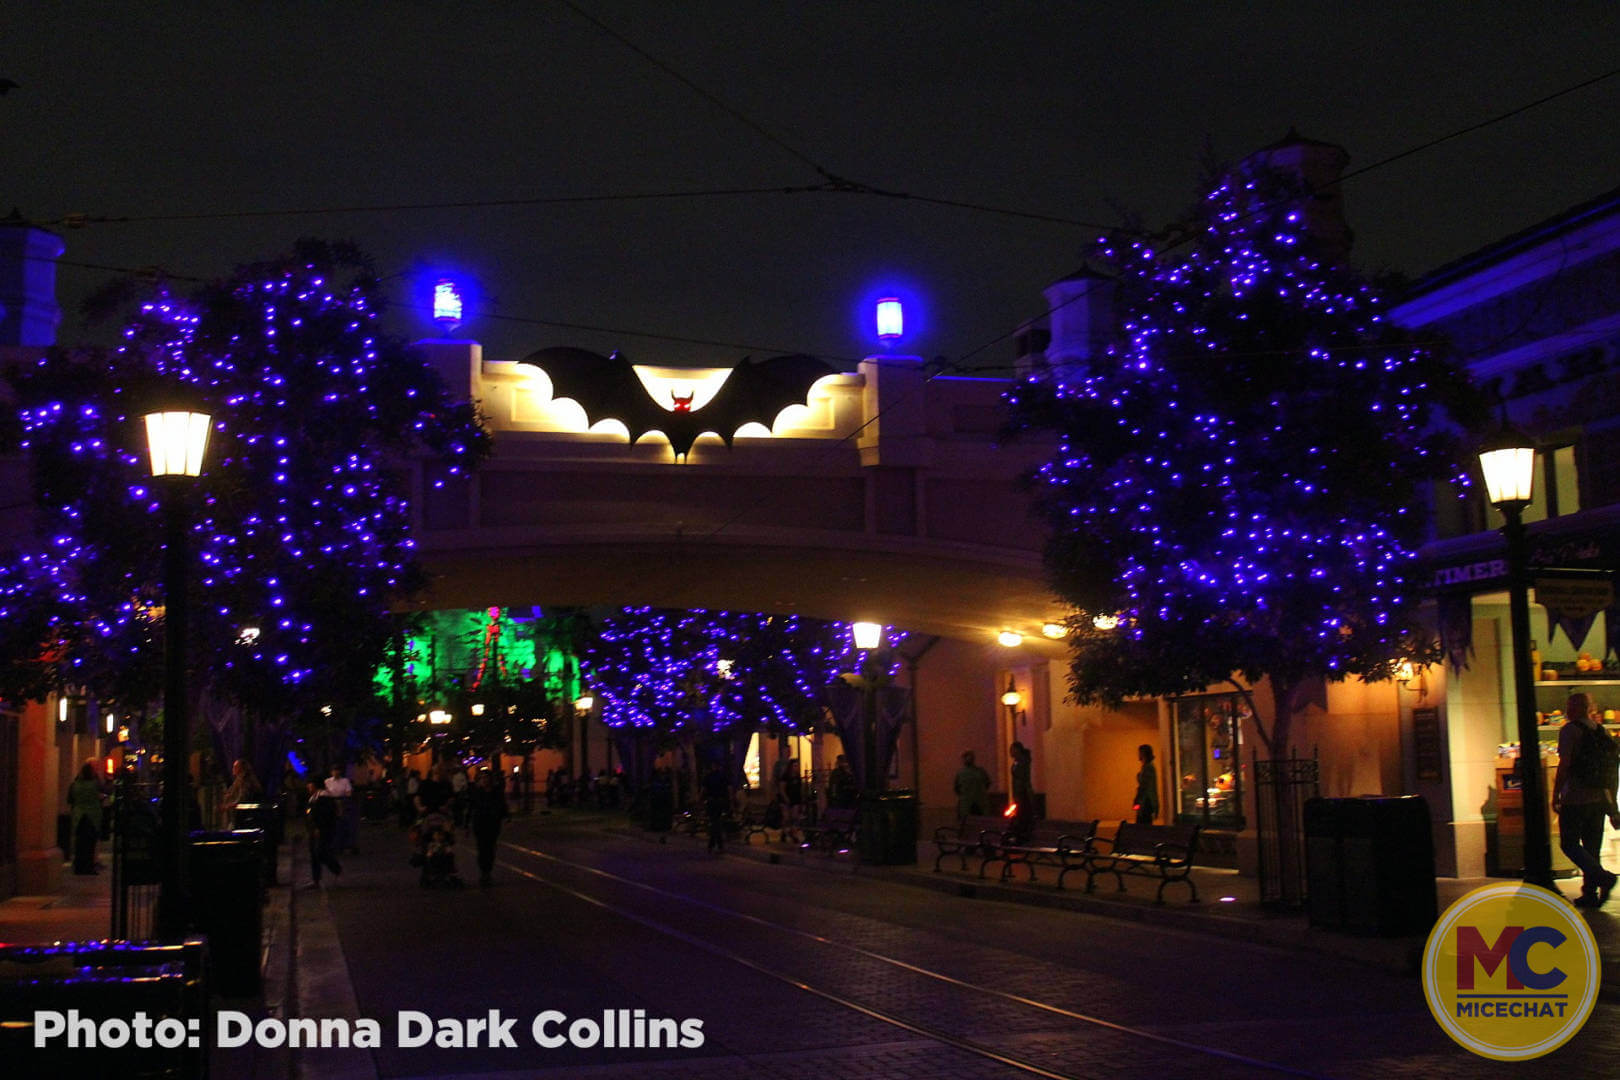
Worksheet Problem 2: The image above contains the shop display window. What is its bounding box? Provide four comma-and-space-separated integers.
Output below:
1174, 692, 1246, 828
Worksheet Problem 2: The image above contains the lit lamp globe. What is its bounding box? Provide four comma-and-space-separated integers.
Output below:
851, 621, 883, 651
1477, 428, 1536, 508
574, 694, 594, 713
144, 410, 212, 477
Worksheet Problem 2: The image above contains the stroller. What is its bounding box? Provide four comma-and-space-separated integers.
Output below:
412, 810, 463, 888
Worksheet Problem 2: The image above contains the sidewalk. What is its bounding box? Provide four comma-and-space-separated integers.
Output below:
0, 839, 297, 1079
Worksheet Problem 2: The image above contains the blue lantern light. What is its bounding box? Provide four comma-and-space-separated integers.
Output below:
875, 298, 903, 342
432, 279, 464, 332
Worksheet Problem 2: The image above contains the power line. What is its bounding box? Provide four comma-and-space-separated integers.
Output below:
554, 0, 835, 181
43, 185, 825, 228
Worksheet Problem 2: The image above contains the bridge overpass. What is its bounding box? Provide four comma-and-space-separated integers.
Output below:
410, 340, 1069, 651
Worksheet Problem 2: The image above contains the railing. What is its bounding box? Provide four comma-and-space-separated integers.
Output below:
1253, 751, 1319, 909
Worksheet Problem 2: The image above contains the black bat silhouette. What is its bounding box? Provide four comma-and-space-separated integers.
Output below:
517, 347, 836, 458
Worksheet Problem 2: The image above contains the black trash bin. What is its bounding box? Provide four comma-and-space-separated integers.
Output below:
233, 802, 280, 885
189, 829, 264, 996
857, 790, 919, 865
1304, 797, 1346, 930
1304, 795, 1437, 937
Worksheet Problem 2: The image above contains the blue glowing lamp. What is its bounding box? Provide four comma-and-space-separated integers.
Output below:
432, 278, 464, 333
875, 298, 903, 343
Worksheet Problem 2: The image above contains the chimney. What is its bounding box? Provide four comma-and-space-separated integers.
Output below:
1243, 130, 1352, 261
1040, 268, 1114, 377
0, 212, 65, 346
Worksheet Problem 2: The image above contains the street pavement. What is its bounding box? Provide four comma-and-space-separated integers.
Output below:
9, 811, 1620, 1078
286, 811, 1620, 1080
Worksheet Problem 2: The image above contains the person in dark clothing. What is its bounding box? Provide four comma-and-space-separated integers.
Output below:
66, 762, 105, 875
1133, 744, 1159, 825
702, 762, 733, 853
469, 768, 508, 886
827, 754, 858, 811
305, 780, 342, 886
1009, 741, 1035, 841
414, 763, 453, 818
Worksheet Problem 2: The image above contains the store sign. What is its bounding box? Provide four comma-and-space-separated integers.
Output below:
1424, 884, 1599, 1060
1533, 577, 1614, 621
1431, 559, 1508, 590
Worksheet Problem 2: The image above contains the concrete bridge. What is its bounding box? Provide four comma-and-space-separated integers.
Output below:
411, 340, 1068, 650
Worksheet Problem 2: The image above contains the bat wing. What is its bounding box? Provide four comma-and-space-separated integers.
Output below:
693, 354, 835, 449
516, 347, 667, 443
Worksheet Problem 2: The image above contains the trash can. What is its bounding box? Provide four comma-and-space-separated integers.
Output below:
1304, 797, 1345, 930
188, 830, 264, 996
857, 790, 919, 865
232, 803, 279, 885
1303, 795, 1437, 937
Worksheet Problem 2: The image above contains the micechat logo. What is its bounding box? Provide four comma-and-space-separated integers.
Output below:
1423, 883, 1600, 1059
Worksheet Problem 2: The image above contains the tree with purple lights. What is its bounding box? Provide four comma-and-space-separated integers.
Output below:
0, 241, 489, 747
582, 607, 855, 736
1010, 163, 1482, 757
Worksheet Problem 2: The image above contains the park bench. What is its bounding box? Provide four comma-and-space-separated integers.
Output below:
736, 801, 773, 844
983, 819, 1099, 886
1082, 821, 1202, 903
932, 814, 1013, 874
798, 806, 858, 854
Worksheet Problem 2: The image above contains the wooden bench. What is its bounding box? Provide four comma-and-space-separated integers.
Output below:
798, 806, 858, 854
1082, 821, 1201, 903
984, 819, 1099, 886
932, 814, 1008, 873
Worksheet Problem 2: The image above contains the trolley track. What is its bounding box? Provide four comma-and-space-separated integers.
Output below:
499, 838, 1330, 1080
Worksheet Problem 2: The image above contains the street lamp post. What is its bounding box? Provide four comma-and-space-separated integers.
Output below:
1478, 428, 1555, 891
849, 622, 885, 796
145, 408, 213, 939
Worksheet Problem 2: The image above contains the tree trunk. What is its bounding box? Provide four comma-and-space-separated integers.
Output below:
1267, 678, 1303, 907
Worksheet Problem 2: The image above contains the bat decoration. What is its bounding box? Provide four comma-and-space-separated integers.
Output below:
518, 347, 836, 458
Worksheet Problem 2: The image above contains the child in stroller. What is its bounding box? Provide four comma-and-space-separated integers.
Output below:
412, 809, 463, 888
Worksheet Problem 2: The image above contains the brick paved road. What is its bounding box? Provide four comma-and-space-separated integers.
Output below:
305, 813, 1620, 1079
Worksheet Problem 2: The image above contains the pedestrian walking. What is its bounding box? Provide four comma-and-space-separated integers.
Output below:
1552, 692, 1620, 907
305, 780, 342, 887
1133, 745, 1159, 825
469, 768, 507, 886
325, 763, 360, 854
953, 750, 991, 819
1009, 741, 1035, 841
66, 762, 105, 875
703, 761, 733, 853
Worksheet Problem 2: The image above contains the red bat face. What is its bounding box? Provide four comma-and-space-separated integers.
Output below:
670, 390, 695, 413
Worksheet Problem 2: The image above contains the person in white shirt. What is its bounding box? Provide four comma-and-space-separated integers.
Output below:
325, 764, 359, 855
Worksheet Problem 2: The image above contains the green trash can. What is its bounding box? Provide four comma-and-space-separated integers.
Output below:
857, 790, 919, 865
188, 830, 264, 996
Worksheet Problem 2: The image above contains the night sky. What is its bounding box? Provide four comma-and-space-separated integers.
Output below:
6, 3, 1620, 370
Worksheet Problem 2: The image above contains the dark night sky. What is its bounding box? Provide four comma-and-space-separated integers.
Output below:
6, 3, 1620, 370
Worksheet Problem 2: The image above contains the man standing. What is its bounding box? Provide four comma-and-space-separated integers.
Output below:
1009, 741, 1035, 841
1552, 692, 1620, 907
325, 763, 358, 855
953, 750, 991, 819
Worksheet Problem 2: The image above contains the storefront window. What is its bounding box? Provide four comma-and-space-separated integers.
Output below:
1174, 693, 1246, 828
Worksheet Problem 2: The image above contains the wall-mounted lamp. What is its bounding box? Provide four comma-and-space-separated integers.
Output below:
1395, 661, 1428, 703
1001, 675, 1026, 726
1092, 614, 1120, 631
997, 630, 1023, 648
1041, 622, 1068, 640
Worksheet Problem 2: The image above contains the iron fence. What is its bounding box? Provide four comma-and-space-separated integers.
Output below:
1253, 751, 1319, 909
